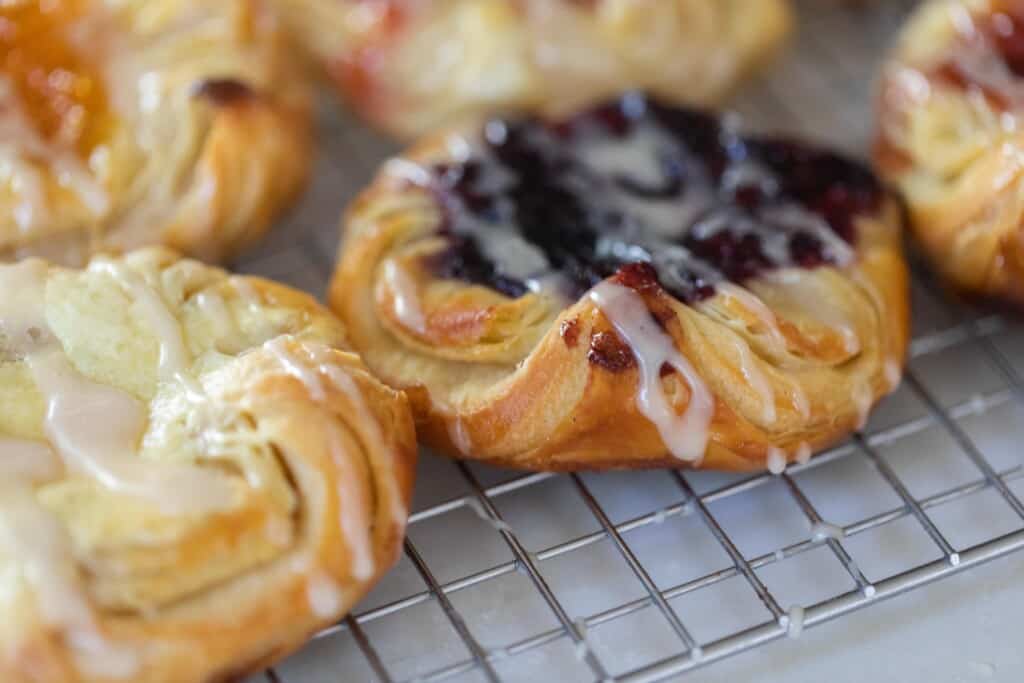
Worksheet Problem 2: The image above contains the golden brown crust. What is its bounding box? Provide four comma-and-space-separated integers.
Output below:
329, 126, 910, 473
0, 0, 312, 266
273, 0, 791, 139
875, 0, 1024, 306
0, 248, 416, 683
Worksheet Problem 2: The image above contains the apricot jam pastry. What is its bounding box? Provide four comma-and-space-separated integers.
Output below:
0, 0, 311, 265
0, 249, 415, 682
332, 94, 910, 472
271, 0, 792, 138
876, 0, 1024, 305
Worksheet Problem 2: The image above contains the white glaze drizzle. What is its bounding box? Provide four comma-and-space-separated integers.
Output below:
784, 605, 805, 638
325, 421, 377, 582
853, 378, 874, 430
28, 349, 234, 514
305, 572, 343, 618
724, 333, 776, 425
884, 359, 902, 392
262, 338, 408, 560
264, 337, 328, 401
766, 447, 787, 475
447, 417, 473, 455
382, 258, 427, 334
810, 521, 846, 542
796, 442, 813, 466
0, 437, 64, 484
589, 282, 713, 462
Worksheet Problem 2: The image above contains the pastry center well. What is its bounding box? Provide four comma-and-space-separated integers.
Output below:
421, 93, 882, 303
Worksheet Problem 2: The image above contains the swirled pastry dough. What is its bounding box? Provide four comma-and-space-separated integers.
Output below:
876, 0, 1024, 305
274, 0, 791, 138
0, 0, 311, 265
331, 94, 910, 472
0, 248, 416, 682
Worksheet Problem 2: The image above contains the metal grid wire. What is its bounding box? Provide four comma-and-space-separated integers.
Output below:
233, 1, 1024, 680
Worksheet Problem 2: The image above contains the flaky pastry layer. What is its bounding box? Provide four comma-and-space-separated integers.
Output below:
0, 248, 416, 683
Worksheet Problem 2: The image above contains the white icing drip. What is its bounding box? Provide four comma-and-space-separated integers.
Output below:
0, 259, 233, 514
305, 572, 343, 618
853, 378, 874, 430
89, 260, 191, 384
317, 361, 408, 536
464, 497, 514, 535
29, 350, 234, 514
447, 418, 473, 455
262, 338, 408, 556
577, 120, 675, 188
796, 442, 813, 466
195, 291, 236, 341
810, 521, 846, 542
725, 333, 776, 425
264, 337, 328, 401
0, 437, 63, 484
589, 282, 713, 462
766, 447, 787, 475
382, 259, 427, 333
325, 421, 377, 582
785, 605, 805, 638
884, 359, 902, 392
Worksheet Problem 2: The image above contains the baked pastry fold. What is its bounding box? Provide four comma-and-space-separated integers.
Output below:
273, 0, 792, 139
0, 248, 416, 683
876, 0, 1024, 304
0, 0, 312, 265
331, 94, 910, 472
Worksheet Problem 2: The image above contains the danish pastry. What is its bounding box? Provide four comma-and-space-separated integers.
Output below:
276, 0, 792, 139
0, 248, 416, 682
876, 0, 1024, 305
331, 94, 910, 472
0, 0, 311, 265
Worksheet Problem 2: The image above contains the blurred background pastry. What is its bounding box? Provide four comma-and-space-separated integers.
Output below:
274, 0, 792, 139
0, 0, 312, 265
876, 0, 1024, 305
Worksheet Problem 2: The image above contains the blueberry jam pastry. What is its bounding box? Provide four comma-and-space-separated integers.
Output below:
331, 94, 910, 472
0, 249, 416, 682
0, 0, 311, 266
274, 0, 791, 139
876, 0, 1024, 305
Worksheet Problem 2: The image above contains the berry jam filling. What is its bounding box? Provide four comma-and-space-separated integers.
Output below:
423, 93, 882, 303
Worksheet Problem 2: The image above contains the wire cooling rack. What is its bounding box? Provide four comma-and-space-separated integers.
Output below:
235, 1, 1024, 680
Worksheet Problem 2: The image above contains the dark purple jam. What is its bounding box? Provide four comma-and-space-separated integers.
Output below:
423, 93, 882, 303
